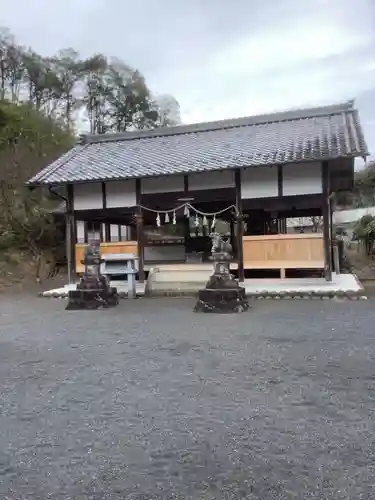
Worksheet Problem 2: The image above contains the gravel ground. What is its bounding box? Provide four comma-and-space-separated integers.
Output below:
0, 296, 374, 499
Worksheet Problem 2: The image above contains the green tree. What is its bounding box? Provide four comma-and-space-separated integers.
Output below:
0, 100, 75, 277
152, 94, 181, 127
50, 48, 94, 128
0, 26, 181, 282
101, 58, 158, 132
0, 28, 24, 102
354, 161, 375, 207
0, 27, 181, 134
352, 214, 375, 255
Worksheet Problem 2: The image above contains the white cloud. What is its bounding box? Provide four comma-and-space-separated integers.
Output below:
211, 26, 370, 78
1, 0, 374, 153
168, 1, 375, 158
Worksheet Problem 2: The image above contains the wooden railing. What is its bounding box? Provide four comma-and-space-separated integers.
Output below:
75, 241, 138, 274
242, 233, 324, 277
75, 235, 324, 277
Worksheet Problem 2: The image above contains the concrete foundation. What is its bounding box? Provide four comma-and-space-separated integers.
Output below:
41, 266, 365, 300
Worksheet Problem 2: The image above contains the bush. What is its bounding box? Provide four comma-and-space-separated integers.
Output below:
353, 215, 375, 241
0, 230, 17, 250
364, 220, 375, 239
0, 100, 73, 279
352, 215, 375, 255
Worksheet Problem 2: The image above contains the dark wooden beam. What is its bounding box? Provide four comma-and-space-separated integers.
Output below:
104, 224, 111, 242
330, 197, 335, 270
242, 193, 323, 211
66, 184, 76, 283
277, 165, 283, 197
141, 187, 234, 208
72, 207, 137, 222
101, 182, 111, 242
322, 161, 332, 281
101, 182, 107, 209
183, 175, 189, 195
183, 175, 190, 243
276, 207, 322, 218
330, 202, 333, 239
230, 221, 236, 257
234, 169, 245, 282
83, 221, 88, 244
135, 179, 145, 282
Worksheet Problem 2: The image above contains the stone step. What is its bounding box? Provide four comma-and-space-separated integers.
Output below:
149, 268, 212, 282
145, 266, 211, 295
145, 280, 206, 296
148, 266, 231, 297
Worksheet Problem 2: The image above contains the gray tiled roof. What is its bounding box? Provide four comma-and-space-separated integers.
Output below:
27, 100, 368, 186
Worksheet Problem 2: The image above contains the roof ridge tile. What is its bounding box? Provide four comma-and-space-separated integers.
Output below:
26, 101, 368, 186
80, 100, 356, 145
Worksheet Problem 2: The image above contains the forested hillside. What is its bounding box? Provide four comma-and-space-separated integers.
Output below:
0, 28, 180, 286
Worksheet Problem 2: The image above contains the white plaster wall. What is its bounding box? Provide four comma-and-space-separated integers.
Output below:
188, 170, 234, 191
142, 175, 184, 194
282, 162, 322, 196
144, 246, 185, 262
73, 183, 102, 210
241, 166, 278, 199
106, 180, 136, 208
76, 221, 85, 243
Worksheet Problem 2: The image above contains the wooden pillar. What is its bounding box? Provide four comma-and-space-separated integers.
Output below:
230, 220, 236, 256
234, 169, 245, 282
322, 161, 332, 281
330, 199, 334, 270
277, 164, 283, 197
183, 175, 190, 245
278, 166, 287, 234
83, 221, 88, 244
101, 182, 110, 242
66, 184, 76, 284
135, 179, 145, 282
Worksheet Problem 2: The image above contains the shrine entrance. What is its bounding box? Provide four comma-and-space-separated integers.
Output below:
142, 204, 236, 265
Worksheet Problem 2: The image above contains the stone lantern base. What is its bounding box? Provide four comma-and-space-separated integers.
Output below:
66, 262, 119, 310
194, 261, 249, 313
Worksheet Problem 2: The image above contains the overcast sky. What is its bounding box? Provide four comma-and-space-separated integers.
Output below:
2, 0, 375, 157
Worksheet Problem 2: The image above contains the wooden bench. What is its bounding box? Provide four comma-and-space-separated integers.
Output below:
243, 260, 324, 278
75, 241, 138, 274
100, 253, 139, 298
242, 234, 325, 279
